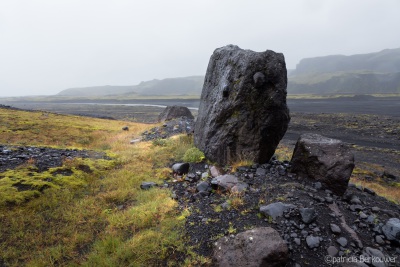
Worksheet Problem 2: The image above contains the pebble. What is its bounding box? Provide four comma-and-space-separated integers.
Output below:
336, 237, 348, 247
306, 235, 320, 249
299, 208, 317, 224
330, 224, 342, 234
327, 246, 339, 256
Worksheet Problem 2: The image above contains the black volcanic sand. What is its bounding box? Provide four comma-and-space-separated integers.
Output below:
0, 100, 200, 123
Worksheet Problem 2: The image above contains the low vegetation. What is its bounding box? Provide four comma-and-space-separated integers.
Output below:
0, 108, 207, 266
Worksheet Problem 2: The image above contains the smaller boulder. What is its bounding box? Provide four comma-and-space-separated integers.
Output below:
122, 126, 129, 131
158, 106, 194, 122
172, 163, 190, 175
290, 133, 355, 196
213, 227, 288, 267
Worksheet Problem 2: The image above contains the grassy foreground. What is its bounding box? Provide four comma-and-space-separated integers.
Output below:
0, 108, 209, 266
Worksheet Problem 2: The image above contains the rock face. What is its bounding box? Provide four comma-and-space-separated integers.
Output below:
158, 106, 194, 122
194, 45, 290, 165
290, 133, 355, 196
213, 227, 288, 267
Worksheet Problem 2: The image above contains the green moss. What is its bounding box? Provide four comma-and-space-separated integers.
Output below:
183, 147, 205, 163
0, 157, 116, 206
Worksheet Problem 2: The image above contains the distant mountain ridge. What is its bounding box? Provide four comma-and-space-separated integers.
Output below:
57, 76, 204, 97
58, 49, 400, 97
288, 48, 400, 94
57, 85, 137, 96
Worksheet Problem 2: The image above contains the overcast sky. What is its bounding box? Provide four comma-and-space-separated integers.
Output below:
1, 0, 399, 97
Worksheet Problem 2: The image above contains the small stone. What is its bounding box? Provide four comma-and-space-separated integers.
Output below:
365, 215, 375, 225
259, 202, 295, 220
314, 182, 322, 190
299, 208, 317, 224
122, 126, 129, 131
336, 237, 348, 247
301, 230, 308, 236
221, 201, 231, 210
231, 183, 249, 194
130, 138, 141, 144
210, 166, 222, 177
350, 196, 362, 205
306, 235, 320, 249
140, 182, 156, 190
350, 205, 364, 212
364, 187, 376, 195
364, 247, 387, 267
256, 168, 267, 176
211, 174, 239, 191
359, 212, 368, 219
312, 227, 320, 233
201, 172, 209, 179
294, 238, 301, 245
375, 235, 385, 245
325, 197, 334, 203
172, 163, 190, 175
382, 218, 400, 243
212, 227, 289, 267
196, 181, 210, 192
327, 246, 339, 256
330, 224, 342, 234
371, 206, 380, 212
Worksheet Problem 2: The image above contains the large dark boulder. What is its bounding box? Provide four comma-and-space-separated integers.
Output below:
194, 45, 290, 165
213, 227, 288, 267
290, 133, 355, 196
158, 106, 194, 122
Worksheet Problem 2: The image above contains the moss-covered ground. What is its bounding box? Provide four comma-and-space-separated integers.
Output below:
0, 108, 208, 266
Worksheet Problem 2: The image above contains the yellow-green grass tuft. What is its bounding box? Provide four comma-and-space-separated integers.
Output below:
0, 108, 209, 266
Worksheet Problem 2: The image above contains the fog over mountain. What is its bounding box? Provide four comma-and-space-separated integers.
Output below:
288, 48, 400, 94
58, 76, 204, 97
1, 0, 400, 97
57, 48, 400, 97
